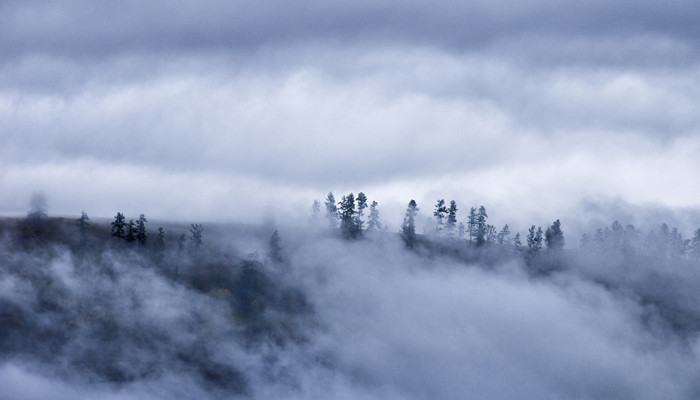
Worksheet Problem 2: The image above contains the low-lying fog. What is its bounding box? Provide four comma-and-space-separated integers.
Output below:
2, 222, 700, 399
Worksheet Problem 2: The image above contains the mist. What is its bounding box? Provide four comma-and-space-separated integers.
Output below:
2, 212, 700, 400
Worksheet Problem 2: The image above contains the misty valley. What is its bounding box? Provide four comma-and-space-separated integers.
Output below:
2, 193, 700, 399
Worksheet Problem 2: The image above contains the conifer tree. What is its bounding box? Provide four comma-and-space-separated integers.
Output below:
467, 207, 477, 244
324, 192, 338, 229
367, 201, 381, 232
111, 212, 126, 239
338, 193, 360, 238
446, 200, 458, 237
356, 192, 368, 231
136, 214, 148, 245
475, 206, 488, 246
497, 224, 511, 245
514, 232, 522, 250
76, 210, 90, 235
125, 219, 136, 243
268, 230, 283, 263
177, 233, 186, 252
544, 219, 564, 251
190, 223, 203, 251
527, 225, 543, 254
433, 199, 447, 235
401, 200, 419, 247
155, 227, 165, 252
311, 200, 321, 226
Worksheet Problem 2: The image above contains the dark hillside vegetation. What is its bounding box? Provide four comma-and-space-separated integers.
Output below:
2, 199, 700, 399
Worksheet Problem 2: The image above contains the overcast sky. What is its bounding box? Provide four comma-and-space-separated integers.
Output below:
2, 0, 700, 236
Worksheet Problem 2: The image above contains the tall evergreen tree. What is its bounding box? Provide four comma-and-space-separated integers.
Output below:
190, 223, 203, 251
177, 233, 186, 252
324, 192, 338, 229
338, 193, 359, 238
111, 212, 126, 239
446, 200, 458, 237
76, 210, 90, 235
513, 232, 522, 250
367, 201, 381, 232
125, 219, 136, 243
136, 214, 148, 245
433, 199, 447, 235
544, 219, 564, 251
268, 230, 283, 263
356, 192, 368, 231
527, 225, 543, 254
467, 207, 477, 244
401, 200, 419, 247
497, 224, 511, 245
155, 227, 165, 252
311, 200, 321, 226
475, 206, 488, 246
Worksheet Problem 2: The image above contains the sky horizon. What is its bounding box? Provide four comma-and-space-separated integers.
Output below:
2, 1, 700, 240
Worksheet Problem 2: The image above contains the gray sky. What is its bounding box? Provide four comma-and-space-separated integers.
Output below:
2, 0, 700, 235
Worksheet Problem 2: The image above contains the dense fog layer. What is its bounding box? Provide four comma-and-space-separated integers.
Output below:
2, 220, 700, 399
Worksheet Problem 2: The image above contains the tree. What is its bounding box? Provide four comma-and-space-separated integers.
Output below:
268, 230, 283, 263
475, 206, 488, 246
497, 224, 511, 245
324, 192, 338, 229
527, 225, 543, 254
27, 192, 48, 221
513, 232, 522, 250
401, 200, 419, 247
125, 219, 136, 243
177, 233, 186, 252
155, 227, 165, 252
446, 200, 458, 237
356, 192, 368, 231
544, 219, 564, 251
433, 199, 447, 235
190, 223, 203, 251
338, 193, 360, 238
367, 201, 381, 232
467, 207, 477, 244
136, 214, 148, 245
311, 200, 321, 226
111, 212, 126, 239
691, 229, 700, 260
76, 210, 90, 234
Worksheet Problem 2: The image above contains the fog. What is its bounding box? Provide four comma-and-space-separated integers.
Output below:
2, 218, 700, 400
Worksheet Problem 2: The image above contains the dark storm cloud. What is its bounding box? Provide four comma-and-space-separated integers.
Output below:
2, 0, 699, 66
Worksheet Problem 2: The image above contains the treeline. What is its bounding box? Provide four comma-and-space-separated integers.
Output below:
313, 192, 564, 255
314, 192, 700, 263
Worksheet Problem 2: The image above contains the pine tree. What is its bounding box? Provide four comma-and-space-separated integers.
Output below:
467, 207, 477, 244
497, 224, 511, 245
155, 227, 165, 252
446, 200, 458, 237
76, 210, 90, 234
136, 214, 148, 245
401, 200, 419, 247
324, 192, 338, 229
177, 233, 186, 252
190, 223, 203, 251
125, 219, 136, 243
268, 230, 283, 263
475, 206, 488, 246
527, 225, 543, 254
356, 192, 368, 231
544, 219, 564, 251
513, 232, 522, 250
367, 201, 381, 232
311, 200, 321, 226
338, 193, 359, 238
111, 212, 126, 239
433, 199, 447, 235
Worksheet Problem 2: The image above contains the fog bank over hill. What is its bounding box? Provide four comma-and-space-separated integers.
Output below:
2, 210, 700, 399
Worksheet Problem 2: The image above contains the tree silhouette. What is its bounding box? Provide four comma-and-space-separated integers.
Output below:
401, 200, 419, 247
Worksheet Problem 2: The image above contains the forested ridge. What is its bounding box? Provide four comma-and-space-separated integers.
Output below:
2, 192, 700, 399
